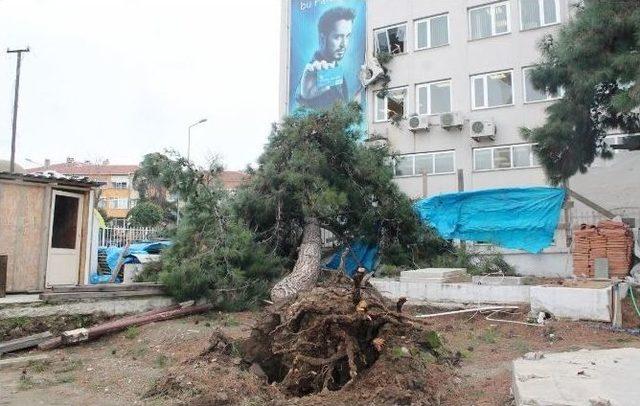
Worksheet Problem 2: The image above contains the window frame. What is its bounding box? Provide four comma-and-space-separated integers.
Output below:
414, 13, 450, 51
468, 1, 512, 40
393, 150, 456, 177
416, 79, 452, 116
470, 69, 515, 110
522, 66, 563, 104
374, 23, 408, 55
374, 86, 408, 123
473, 143, 540, 172
519, 0, 561, 31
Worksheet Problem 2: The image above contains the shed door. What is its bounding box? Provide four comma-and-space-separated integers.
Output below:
46, 191, 83, 286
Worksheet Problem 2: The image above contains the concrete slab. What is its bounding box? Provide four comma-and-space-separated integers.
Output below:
530, 285, 612, 322
513, 348, 640, 406
0, 294, 41, 305
471, 276, 527, 285
400, 268, 466, 279
0, 295, 175, 319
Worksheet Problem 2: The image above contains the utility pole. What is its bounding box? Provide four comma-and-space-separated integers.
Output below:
7, 47, 30, 173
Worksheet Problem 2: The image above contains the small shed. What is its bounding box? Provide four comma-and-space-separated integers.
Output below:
0, 172, 100, 293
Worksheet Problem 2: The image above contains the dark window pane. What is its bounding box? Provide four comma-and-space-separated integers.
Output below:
51, 195, 79, 249
388, 25, 406, 53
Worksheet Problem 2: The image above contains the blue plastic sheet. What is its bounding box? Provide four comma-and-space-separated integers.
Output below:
105, 241, 172, 271
414, 187, 565, 253
325, 241, 379, 277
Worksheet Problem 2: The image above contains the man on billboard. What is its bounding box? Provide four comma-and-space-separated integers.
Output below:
295, 7, 355, 110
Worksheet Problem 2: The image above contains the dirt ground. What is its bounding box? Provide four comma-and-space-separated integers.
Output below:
1, 306, 640, 406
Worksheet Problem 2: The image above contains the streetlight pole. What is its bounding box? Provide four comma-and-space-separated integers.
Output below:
7, 47, 30, 173
177, 118, 207, 225
187, 118, 207, 162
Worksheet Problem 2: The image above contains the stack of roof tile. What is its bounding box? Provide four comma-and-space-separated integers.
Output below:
572, 221, 634, 278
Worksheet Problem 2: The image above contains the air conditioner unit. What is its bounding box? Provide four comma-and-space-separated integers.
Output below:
359, 57, 384, 87
470, 120, 496, 141
440, 112, 464, 129
408, 115, 429, 132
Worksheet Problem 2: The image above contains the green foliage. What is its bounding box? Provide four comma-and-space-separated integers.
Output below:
235, 102, 447, 269
127, 201, 164, 227
133, 261, 162, 283
124, 326, 140, 339
429, 246, 517, 276
373, 51, 393, 99
154, 153, 284, 310
521, 0, 640, 184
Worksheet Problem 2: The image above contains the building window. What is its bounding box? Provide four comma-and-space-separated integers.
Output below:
111, 176, 129, 189
129, 199, 138, 209
415, 14, 449, 50
473, 143, 539, 171
416, 80, 452, 115
520, 0, 559, 30
471, 70, 514, 109
375, 87, 407, 122
394, 151, 455, 176
375, 24, 407, 54
110, 198, 129, 209
469, 1, 511, 40
523, 67, 563, 103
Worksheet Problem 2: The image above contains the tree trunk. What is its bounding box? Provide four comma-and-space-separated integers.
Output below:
270, 217, 322, 301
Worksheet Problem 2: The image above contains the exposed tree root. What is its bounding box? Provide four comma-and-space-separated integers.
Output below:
239, 279, 450, 398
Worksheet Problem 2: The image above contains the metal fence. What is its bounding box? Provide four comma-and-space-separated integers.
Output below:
98, 227, 162, 247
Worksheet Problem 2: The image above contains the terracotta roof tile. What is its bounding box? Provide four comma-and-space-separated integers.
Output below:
27, 163, 139, 176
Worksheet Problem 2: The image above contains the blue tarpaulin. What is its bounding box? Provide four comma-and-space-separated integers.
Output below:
90, 241, 172, 284
414, 187, 565, 253
325, 241, 379, 277
105, 241, 172, 271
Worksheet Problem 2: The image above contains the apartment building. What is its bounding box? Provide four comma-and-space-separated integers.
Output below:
279, 0, 606, 275
28, 158, 139, 226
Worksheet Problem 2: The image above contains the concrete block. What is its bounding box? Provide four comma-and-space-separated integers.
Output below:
513, 348, 640, 406
530, 285, 612, 322
472, 276, 527, 286
371, 278, 530, 305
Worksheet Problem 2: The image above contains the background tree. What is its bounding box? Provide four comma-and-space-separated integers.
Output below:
127, 201, 164, 227
236, 103, 446, 301
521, 0, 640, 184
132, 152, 182, 223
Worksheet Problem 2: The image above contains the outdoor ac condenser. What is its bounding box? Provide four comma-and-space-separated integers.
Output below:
408, 115, 429, 132
470, 120, 496, 141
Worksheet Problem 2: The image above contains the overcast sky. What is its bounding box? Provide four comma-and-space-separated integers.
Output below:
0, 0, 281, 170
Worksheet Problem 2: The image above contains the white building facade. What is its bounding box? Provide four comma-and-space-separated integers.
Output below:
279, 0, 638, 277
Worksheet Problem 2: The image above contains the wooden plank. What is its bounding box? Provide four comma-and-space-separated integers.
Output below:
0, 183, 46, 292
0, 255, 6, 298
39, 288, 166, 302
0, 354, 49, 370
0, 331, 52, 354
568, 188, 615, 219
51, 282, 164, 293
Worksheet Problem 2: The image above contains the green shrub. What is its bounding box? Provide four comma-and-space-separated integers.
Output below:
127, 201, 164, 227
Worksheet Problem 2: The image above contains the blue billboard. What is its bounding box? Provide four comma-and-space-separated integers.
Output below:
288, 0, 367, 113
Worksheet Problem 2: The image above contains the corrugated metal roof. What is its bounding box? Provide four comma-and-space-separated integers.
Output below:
0, 171, 102, 188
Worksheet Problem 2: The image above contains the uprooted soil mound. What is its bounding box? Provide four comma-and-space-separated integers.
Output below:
149, 281, 459, 405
